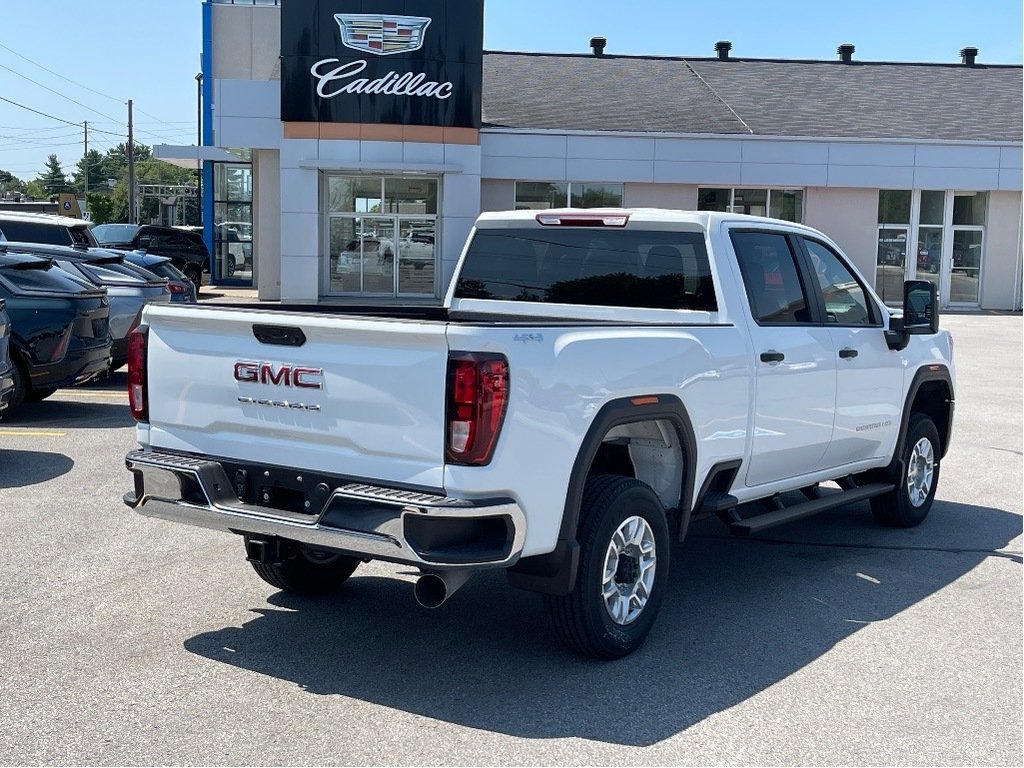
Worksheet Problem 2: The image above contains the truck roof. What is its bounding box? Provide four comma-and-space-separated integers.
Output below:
475, 208, 824, 235
0, 210, 89, 228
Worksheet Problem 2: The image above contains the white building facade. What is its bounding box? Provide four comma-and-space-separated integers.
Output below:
161, 0, 1022, 310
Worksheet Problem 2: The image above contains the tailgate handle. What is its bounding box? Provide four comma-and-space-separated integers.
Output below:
252, 324, 306, 347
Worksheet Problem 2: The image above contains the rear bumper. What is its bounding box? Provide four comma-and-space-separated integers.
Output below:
30, 342, 112, 389
124, 449, 526, 570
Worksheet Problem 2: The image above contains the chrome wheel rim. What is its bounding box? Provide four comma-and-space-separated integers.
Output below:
906, 437, 935, 508
602, 515, 657, 626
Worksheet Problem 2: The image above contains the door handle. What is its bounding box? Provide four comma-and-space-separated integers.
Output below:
760, 350, 785, 363
839, 348, 859, 359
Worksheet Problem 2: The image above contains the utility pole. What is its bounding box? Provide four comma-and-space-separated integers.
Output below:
127, 99, 136, 224
83, 120, 88, 219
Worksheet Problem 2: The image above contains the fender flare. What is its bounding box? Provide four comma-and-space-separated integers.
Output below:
507, 394, 698, 596
898, 364, 955, 460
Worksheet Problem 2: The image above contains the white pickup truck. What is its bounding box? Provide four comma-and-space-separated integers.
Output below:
124, 209, 954, 659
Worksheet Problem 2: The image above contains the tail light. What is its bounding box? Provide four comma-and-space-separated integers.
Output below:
446, 353, 509, 466
127, 326, 148, 422
168, 282, 187, 295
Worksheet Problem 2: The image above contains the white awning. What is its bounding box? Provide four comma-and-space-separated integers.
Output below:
153, 144, 241, 169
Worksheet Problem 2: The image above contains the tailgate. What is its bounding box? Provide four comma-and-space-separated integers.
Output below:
142, 305, 451, 489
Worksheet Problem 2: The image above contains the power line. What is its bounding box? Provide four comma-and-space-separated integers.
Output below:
0, 61, 123, 124
0, 40, 124, 104
0, 95, 124, 136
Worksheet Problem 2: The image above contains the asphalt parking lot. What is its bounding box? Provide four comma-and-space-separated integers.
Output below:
0, 313, 1020, 766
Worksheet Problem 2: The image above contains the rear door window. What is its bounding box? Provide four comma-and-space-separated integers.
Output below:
731, 231, 812, 324
454, 228, 716, 310
0, 220, 71, 246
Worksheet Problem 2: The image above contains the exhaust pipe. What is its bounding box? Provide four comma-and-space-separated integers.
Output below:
414, 569, 473, 609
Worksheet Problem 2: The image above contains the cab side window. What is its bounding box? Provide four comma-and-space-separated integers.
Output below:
731, 231, 811, 324
802, 239, 876, 326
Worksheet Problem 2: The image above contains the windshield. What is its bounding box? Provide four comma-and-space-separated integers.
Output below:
92, 224, 140, 244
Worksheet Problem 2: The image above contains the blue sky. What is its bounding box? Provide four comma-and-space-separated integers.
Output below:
0, 0, 1020, 182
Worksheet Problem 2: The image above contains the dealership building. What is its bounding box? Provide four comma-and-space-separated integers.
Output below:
156, 0, 1023, 310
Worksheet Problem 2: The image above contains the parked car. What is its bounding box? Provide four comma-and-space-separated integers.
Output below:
0, 210, 95, 248
0, 249, 111, 411
122, 251, 197, 303
2, 242, 171, 370
91, 223, 209, 295
335, 237, 394, 274
0, 299, 13, 413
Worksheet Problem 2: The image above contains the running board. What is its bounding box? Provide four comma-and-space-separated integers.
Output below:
729, 483, 895, 537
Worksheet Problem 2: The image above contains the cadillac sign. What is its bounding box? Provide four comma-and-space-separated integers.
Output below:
280, 0, 483, 127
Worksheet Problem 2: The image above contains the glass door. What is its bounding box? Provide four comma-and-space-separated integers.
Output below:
949, 229, 983, 304
875, 227, 909, 305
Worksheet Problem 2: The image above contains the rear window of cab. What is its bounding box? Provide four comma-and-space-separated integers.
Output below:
455, 228, 716, 311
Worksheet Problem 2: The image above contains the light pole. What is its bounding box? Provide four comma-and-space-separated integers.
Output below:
195, 71, 203, 226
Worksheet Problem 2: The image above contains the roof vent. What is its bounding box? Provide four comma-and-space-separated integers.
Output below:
837, 43, 855, 63
960, 46, 979, 66
590, 37, 607, 57
715, 40, 732, 60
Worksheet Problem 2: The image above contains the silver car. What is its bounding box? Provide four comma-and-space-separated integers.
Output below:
2, 242, 170, 370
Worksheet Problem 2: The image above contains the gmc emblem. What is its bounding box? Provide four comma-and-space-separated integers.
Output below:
234, 361, 323, 390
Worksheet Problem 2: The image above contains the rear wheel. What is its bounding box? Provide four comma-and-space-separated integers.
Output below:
183, 264, 202, 296
246, 537, 360, 595
871, 413, 941, 528
546, 475, 670, 659
8, 359, 29, 412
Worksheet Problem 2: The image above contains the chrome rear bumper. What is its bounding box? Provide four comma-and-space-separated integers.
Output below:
124, 449, 525, 569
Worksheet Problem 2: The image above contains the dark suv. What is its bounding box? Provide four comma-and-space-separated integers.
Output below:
91, 224, 209, 294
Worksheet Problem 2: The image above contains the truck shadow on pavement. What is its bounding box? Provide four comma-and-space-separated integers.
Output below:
0, 450, 74, 488
184, 500, 1021, 746
1, 400, 133, 429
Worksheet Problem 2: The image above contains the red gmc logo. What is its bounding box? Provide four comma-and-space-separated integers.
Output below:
234, 361, 323, 389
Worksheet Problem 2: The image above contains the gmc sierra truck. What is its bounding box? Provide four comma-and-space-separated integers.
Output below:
123, 209, 954, 659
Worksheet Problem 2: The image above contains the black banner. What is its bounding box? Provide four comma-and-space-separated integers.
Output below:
281, 0, 483, 128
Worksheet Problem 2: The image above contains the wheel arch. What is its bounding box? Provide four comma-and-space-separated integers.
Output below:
900, 365, 954, 460
507, 394, 697, 596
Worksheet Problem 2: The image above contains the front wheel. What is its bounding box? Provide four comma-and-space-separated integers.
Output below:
546, 475, 670, 659
871, 414, 941, 527
246, 537, 360, 594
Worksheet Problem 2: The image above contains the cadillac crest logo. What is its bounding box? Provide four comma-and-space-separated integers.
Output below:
335, 14, 432, 56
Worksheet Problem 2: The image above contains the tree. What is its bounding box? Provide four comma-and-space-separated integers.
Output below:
0, 169, 26, 198
73, 150, 107, 193
37, 154, 71, 195
24, 180, 46, 200
85, 192, 115, 225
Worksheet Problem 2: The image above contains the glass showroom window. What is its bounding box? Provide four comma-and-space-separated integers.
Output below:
514, 181, 623, 210
324, 174, 438, 298
697, 188, 804, 222
213, 161, 253, 284
876, 189, 912, 305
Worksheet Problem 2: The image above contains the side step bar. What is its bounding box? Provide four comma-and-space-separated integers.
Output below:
729, 483, 895, 537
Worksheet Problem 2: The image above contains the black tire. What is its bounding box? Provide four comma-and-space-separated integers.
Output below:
871, 413, 941, 528
246, 537, 360, 595
8, 359, 29, 412
546, 475, 670, 659
26, 386, 58, 403
224, 259, 235, 278
184, 265, 202, 296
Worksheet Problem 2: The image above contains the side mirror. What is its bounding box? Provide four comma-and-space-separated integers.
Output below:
886, 280, 939, 350
903, 279, 939, 334
137, 236, 151, 251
